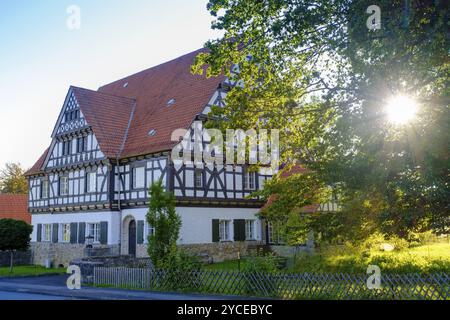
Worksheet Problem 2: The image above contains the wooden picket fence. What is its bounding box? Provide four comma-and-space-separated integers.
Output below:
93, 267, 449, 300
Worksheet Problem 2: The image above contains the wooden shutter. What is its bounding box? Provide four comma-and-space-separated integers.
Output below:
137, 220, 144, 244
78, 222, 86, 244
70, 223, 78, 244
100, 221, 108, 244
233, 219, 246, 241
36, 224, 42, 242
52, 223, 59, 243
212, 219, 220, 242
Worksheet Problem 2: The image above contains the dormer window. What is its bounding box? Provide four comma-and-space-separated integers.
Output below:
166, 98, 175, 106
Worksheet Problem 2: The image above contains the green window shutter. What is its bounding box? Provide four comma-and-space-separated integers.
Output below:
100, 221, 108, 244
52, 223, 59, 243
70, 223, 78, 244
36, 224, 42, 242
137, 220, 144, 244
233, 219, 246, 241
78, 222, 86, 244
212, 219, 220, 242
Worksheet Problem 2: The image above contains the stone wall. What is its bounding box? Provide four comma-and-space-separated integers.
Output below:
31, 241, 263, 267
0, 250, 32, 267
180, 241, 262, 262
136, 244, 148, 258
30, 242, 120, 267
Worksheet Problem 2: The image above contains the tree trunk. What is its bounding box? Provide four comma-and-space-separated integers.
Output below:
9, 251, 14, 273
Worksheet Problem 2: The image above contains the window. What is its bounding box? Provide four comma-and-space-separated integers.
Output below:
132, 166, 145, 189
245, 220, 257, 240
243, 171, 256, 190
77, 136, 87, 153
267, 222, 274, 244
219, 220, 231, 241
267, 222, 285, 244
147, 223, 155, 238
60, 223, 70, 242
86, 172, 97, 193
62, 140, 71, 156
59, 176, 69, 196
42, 224, 52, 242
64, 110, 79, 122
194, 169, 203, 188
86, 223, 100, 243
40, 179, 49, 199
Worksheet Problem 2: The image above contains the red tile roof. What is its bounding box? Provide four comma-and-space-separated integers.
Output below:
25, 148, 49, 176
98, 48, 224, 158
71, 86, 136, 158
26, 48, 223, 175
0, 194, 31, 223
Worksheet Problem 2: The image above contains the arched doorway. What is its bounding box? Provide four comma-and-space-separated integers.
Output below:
128, 219, 136, 256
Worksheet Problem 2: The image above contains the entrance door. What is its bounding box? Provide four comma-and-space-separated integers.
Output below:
128, 220, 136, 256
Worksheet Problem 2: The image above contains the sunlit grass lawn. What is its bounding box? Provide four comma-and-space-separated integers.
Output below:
203, 242, 450, 274
0, 265, 66, 277
291, 242, 450, 274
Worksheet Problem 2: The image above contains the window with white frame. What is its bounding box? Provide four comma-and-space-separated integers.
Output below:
133, 166, 145, 189
147, 222, 155, 240
86, 172, 97, 193
86, 223, 100, 243
219, 220, 231, 241
194, 169, 203, 188
40, 179, 49, 199
59, 176, 69, 195
42, 224, 52, 242
243, 171, 256, 190
267, 221, 285, 244
60, 223, 71, 242
245, 220, 257, 240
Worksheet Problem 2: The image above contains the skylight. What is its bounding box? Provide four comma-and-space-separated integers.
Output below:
123, 82, 129, 88
148, 129, 157, 136
166, 98, 175, 106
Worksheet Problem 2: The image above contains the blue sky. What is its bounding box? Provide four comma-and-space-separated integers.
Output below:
0, 0, 222, 170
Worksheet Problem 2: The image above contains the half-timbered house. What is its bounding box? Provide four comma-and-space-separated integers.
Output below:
26, 49, 273, 266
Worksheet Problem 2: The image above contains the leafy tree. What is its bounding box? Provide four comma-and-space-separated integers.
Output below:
146, 181, 182, 268
0, 163, 28, 194
193, 0, 449, 240
0, 219, 33, 272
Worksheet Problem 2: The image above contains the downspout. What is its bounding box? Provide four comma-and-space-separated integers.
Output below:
116, 100, 137, 255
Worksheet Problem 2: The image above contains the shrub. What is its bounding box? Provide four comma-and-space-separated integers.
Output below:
242, 249, 279, 274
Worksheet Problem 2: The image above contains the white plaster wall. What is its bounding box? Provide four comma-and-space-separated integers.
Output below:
120, 206, 262, 245
31, 211, 121, 245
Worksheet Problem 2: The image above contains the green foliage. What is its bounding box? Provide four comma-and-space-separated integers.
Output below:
0, 219, 33, 252
0, 265, 65, 277
194, 0, 449, 239
161, 248, 202, 272
146, 181, 181, 268
0, 163, 28, 194
242, 250, 280, 274
291, 241, 450, 274
0, 218, 33, 272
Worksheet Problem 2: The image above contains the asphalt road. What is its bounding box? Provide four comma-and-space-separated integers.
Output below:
0, 275, 248, 300
0, 291, 71, 300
